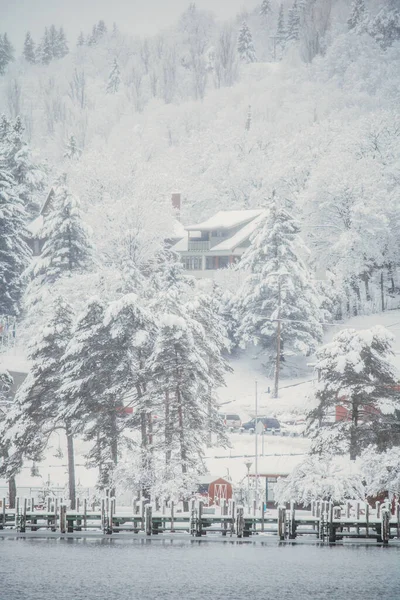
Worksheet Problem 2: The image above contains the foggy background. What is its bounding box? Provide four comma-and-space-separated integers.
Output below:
1, 0, 256, 46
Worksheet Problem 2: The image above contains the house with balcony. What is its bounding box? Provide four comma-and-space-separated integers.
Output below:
171, 209, 265, 277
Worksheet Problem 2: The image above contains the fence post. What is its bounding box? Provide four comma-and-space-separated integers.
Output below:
328, 502, 336, 543
0, 497, 5, 530
145, 504, 152, 536
59, 504, 67, 534
237, 507, 244, 538
289, 501, 296, 540
170, 501, 175, 533
396, 501, 400, 540
278, 506, 286, 541
83, 498, 87, 531
381, 504, 390, 545
15, 497, 20, 530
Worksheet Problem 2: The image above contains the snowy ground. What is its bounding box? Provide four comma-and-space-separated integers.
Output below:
1, 309, 400, 497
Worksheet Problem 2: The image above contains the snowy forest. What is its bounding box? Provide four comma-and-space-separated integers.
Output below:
1, 0, 400, 509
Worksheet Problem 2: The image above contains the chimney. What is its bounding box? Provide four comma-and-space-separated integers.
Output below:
171, 193, 181, 220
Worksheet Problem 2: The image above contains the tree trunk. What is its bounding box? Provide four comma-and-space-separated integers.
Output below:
381, 271, 385, 312
177, 388, 189, 512
65, 422, 76, 510
8, 476, 16, 509
165, 391, 171, 464
350, 402, 359, 461
109, 411, 118, 498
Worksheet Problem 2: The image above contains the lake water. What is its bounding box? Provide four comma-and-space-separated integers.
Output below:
1, 535, 399, 600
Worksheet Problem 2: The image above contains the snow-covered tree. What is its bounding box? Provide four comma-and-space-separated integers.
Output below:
309, 326, 400, 460
64, 135, 81, 160
106, 58, 121, 93
2, 116, 46, 217
31, 174, 94, 287
61, 296, 146, 492
361, 445, 400, 497
56, 27, 69, 58
347, 0, 367, 32
23, 32, 36, 64
238, 21, 257, 63
276, 4, 286, 49
0, 158, 31, 315
260, 0, 272, 18
39, 27, 52, 65
0, 297, 76, 504
77, 32, 85, 46
275, 454, 365, 504
0, 33, 14, 74
286, 0, 300, 43
237, 200, 323, 371
370, 0, 400, 49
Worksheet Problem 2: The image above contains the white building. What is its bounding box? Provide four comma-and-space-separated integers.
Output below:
171, 209, 265, 278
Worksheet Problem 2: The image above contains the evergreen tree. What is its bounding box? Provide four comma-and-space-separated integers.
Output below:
57, 27, 69, 58
309, 326, 400, 460
237, 21, 257, 63
3, 116, 46, 217
0, 297, 76, 505
96, 20, 107, 39
31, 174, 94, 287
48, 24, 58, 58
370, 0, 400, 49
77, 32, 85, 46
260, 0, 272, 18
88, 24, 98, 46
60, 297, 145, 492
0, 33, 14, 75
286, 0, 300, 43
106, 58, 121, 93
0, 158, 31, 315
64, 134, 81, 160
276, 3, 287, 49
347, 0, 367, 31
40, 27, 53, 64
237, 199, 323, 371
23, 31, 36, 64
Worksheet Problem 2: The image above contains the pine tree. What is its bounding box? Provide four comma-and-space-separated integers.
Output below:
0, 297, 76, 505
3, 116, 46, 217
260, 0, 272, 18
237, 21, 257, 63
96, 20, 107, 39
370, 0, 400, 49
276, 4, 286, 49
237, 199, 323, 376
64, 134, 81, 160
48, 25, 58, 58
60, 297, 146, 492
77, 32, 85, 47
106, 58, 121, 93
57, 27, 69, 58
286, 0, 300, 43
31, 174, 94, 287
40, 27, 53, 64
0, 158, 31, 315
88, 24, 98, 46
23, 32, 36, 64
309, 326, 400, 460
0, 33, 14, 75
347, 0, 367, 31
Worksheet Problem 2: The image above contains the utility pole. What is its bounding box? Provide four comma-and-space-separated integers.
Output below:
273, 276, 282, 399
255, 380, 258, 504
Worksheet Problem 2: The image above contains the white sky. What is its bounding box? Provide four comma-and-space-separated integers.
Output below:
1, 0, 257, 48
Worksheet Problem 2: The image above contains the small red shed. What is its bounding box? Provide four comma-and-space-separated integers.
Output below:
197, 475, 233, 506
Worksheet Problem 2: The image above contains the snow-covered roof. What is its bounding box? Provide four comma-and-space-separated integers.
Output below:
197, 474, 230, 485
172, 219, 185, 240
185, 210, 264, 232
26, 215, 44, 237
170, 236, 189, 252
212, 211, 266, 251
250, 454, 306, 476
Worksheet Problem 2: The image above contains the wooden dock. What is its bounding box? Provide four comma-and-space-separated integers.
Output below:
1, 497, 399, 544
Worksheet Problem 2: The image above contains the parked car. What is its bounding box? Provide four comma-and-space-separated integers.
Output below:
242, 417, 281, 434
220, 413, 242, 429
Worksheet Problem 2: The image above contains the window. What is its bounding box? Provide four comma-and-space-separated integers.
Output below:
218, 256, 230, 268
206, 257, 216, 270
182, 256, 202, 270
